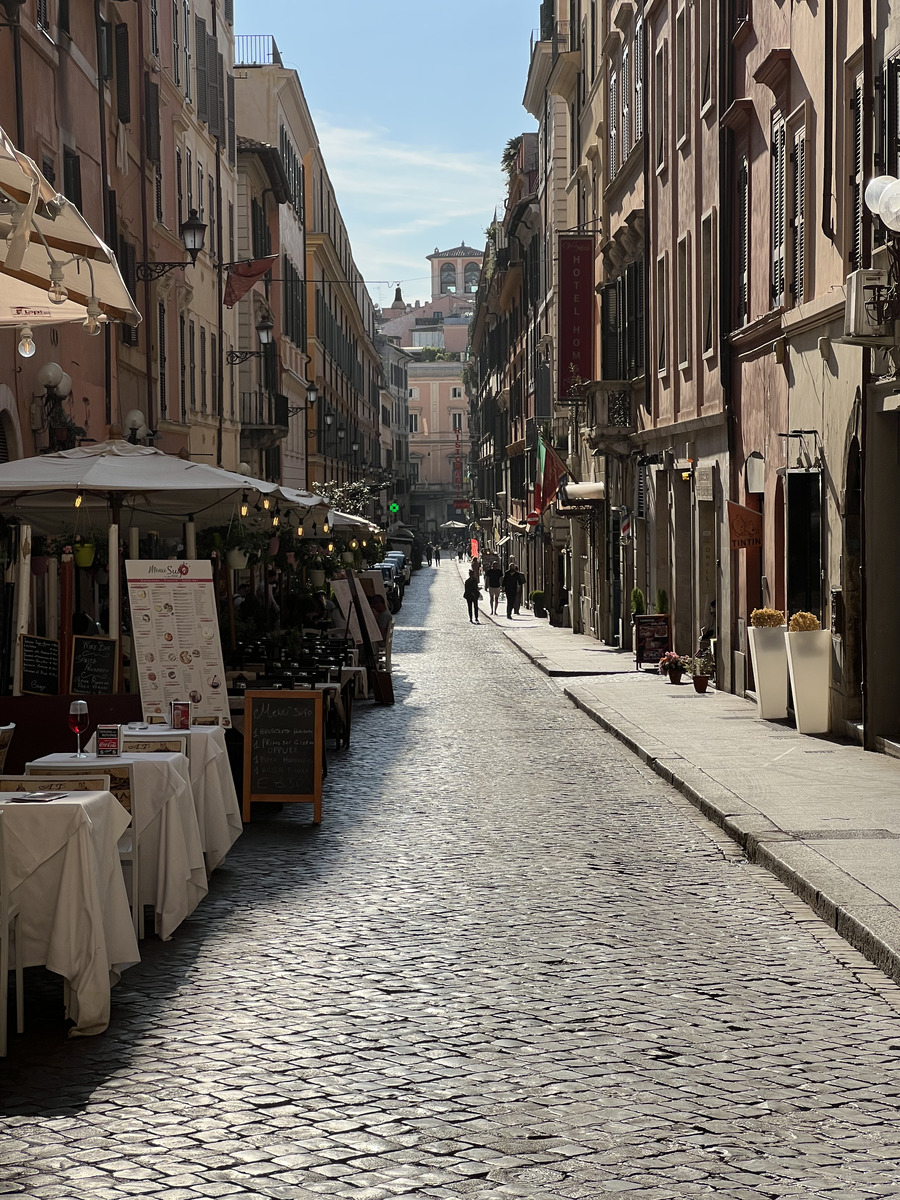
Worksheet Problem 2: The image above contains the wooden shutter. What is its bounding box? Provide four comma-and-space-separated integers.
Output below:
120, 238, 138, 347
771, 114, 786, 307
227, 74, 236, 164
145, 75, 161, 165
224, 0, 233, 25
115, 24, 131, 123
158, 302, 168, 420
608, 70, 618, 181
195, 17, 208, 123
621, 47, 631, 160
206, 34, 220, 137
601, 283, 620, 380
737, 157, 749, 325
634, 18, 644, 142
886, 58, 900, 177
791, 131, 806, 303
217, 53, 226, 146
850, 73, 864, 268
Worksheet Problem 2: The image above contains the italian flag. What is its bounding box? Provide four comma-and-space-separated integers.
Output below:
534, 437, 568, 513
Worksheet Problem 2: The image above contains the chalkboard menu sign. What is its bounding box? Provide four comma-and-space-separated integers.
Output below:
20, 635, 59, 695
242, 690, 323, 823
634, 614, 671, 668
70, 635, 116, 696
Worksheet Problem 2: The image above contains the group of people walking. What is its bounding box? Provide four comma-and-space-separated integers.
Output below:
424, 543, 442, 566
463, 557, 525, 624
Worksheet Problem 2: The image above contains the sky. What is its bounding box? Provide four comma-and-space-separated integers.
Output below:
233, 0, 538, 310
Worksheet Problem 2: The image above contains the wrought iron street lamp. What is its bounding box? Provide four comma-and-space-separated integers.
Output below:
226, 315, 275, 365
136, 209, 208, 282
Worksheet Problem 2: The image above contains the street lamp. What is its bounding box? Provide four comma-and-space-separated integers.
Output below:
863, 175, 900, 326
136, 208, 208, 281
226, 315, 275, 365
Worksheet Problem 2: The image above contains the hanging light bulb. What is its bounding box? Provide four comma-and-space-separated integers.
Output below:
262, 496, 271, 510
17, 325, 35, 358
240, 492, 249, 518
272, 508, 280, 528
322, 520, 330, 534
82, 297, 103, 336
361, 539, 367, 548
327, 542, 334, 553
296, 524, 304, 538
350, 538, 359, 550
74, 490, 84, 509
47, 262, 68, 305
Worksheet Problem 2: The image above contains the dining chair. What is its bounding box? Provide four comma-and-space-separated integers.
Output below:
0, 725, 15, 774
0, 809, 24, 1057
124, 737, 187, 756
24, 762, 142, 937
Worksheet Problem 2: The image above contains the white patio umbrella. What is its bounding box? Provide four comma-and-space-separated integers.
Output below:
0, 124, 140, 328
440, 520, 468, 529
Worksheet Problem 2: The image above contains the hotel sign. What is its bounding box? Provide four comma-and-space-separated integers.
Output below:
558, 235, 594, 395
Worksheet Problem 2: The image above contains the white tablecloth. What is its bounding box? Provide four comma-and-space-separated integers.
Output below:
31, 752, 207, 941
116, 726, 242, 871
0, 790, 139, 1036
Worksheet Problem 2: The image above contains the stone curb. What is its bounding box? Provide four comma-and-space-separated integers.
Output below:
486, 603, 900, 984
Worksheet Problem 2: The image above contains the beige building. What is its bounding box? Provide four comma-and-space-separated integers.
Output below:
377, 245, 483, 357
408, 360, 470, 534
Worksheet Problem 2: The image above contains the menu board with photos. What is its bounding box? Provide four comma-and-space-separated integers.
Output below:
126, 560, 231, 728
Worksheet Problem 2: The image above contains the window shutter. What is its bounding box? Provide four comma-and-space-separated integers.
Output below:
601, 284, 620, 380
791, 132, 806, 302
850, 75, 864, 268
115, 24, 131, 123
120, 238, 139, 347
621, 48, 631, 160
770, 115, 786, 307
158, 301, 168, 419
206, 34, 220, 137
195, 17, 208, 123
217, 53, 226, 146
887, 59, 900, 176
224, 0, 233, 25
737, 157, 749, 325
99, 20, 113, 80
608, 71, 618, 180
227, 74, 236, 164
145, 75, 161, 165
634, 19, 644, 142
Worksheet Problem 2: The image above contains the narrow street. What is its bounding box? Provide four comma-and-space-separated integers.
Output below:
4, 567, 900, 1200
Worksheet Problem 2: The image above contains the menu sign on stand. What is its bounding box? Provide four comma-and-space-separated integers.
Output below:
126, 560, 231, 727
19, 635, 59, 695
70, 635, 116, 695
242, 690, 323, 824
633, 614, 671, 668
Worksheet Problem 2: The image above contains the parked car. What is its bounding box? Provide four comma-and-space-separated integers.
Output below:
384, 551, 411, 586
373, 562, 402, 613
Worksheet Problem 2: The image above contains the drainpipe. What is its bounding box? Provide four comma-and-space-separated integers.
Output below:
718, 0, 737, 694
94, 0, 113, 426
860, 0, 874, 750
821, 0, 834, 240
135, 0, 154, 430
1, 0, 26, 151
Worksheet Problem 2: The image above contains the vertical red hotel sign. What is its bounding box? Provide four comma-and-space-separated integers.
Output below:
558, 235, 594, 393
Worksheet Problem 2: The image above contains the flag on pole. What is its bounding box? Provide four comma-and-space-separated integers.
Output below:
534, 437, 568, 512
223, 256, 277, 307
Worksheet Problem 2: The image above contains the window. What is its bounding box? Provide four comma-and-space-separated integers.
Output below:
600, 260, 644, 381
790, 129, 806, 304
654, 43, 667, 171
412, 329, 443, 348
736, 155, 749, 325
440, 263, 457, 294
464, 262, 479, 292
699, 0, 713, 111
115, 24, 131, 123
179, 314, 187, 421
771, 112, 786, 307
36, 0, 48, 31
634, 18, 644, 142
172, 1, 180, 87
676, 234, 690, 368
409, 387, 419, 399
622, 47, 631, 161
656, 254, 668, 375
608, 70, 618, 181
149, 0, 159, 57
282, 255, 305, 347
700, 211, 715, 356
675, 7, 689, 146
182, 0, 191, 100
63, 149, 82, 209
451, 386, 463, 398
41, 155, 55, 186
883, 57, 900, 178
189, 320, 196, 411
848, 69, 864, 269
176, 149, 183, 228
158, 302, 168, 419
452, 412, 463, 431
186, 148, 192, 212
155, 164, 163, 223
409, 462, 419, 485
409, 412, 419, 433
200, 328, 207, 412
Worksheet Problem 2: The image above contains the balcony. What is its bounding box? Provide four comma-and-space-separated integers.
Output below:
239, 391, 289, 451
234, 35, 283, 67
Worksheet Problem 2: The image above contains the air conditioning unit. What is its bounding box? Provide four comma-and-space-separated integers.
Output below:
843, 269, 894, 344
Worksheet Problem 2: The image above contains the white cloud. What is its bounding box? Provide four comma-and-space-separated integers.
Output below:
311, 117, 506, 303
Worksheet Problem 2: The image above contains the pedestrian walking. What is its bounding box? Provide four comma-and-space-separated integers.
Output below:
514, 565, 526, 614
433, 545, 441, 565
457, 543, 464, 561
503, 563, 521, 619
463, 571, 482, 624
425, 542, 433, 566
485, 559, 503, 615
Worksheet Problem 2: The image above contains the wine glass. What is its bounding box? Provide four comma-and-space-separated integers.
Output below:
68, 700, 89, 758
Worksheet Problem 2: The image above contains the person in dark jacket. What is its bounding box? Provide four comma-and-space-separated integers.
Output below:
463, 571, 482, 624
503, 564, 521, 619
485, 560, 503, 615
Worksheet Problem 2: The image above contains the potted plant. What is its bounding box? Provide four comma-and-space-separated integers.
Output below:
785, 611, 831, 734
656, 588, 669, 614
685, 652, 715, 693
659, 650, 688, 683
747, 607, 788, 719
530, 589, 547, 618
630, 587, 646, 618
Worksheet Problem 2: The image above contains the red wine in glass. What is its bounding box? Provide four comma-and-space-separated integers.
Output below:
68, 701, 89, 757
68, 711, 89, 735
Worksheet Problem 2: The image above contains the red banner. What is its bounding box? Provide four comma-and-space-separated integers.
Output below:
558, 236, 594, 395
223, 256, 277, 308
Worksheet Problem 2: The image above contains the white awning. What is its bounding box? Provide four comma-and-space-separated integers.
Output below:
558, 481, 606, 505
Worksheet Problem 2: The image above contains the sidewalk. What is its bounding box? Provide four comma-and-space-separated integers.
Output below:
464, 567, 900, 984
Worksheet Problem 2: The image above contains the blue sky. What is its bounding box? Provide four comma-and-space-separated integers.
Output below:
233, 0, 538, 309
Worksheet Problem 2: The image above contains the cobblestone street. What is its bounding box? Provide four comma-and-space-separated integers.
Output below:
4, 567, 900, 1199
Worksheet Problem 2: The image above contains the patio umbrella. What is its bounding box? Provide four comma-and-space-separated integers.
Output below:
0, 124, 140, 328
440, 520, 468, 529
0, 439, 281, 536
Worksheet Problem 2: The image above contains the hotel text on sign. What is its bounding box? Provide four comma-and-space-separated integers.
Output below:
558, 235, 595, 392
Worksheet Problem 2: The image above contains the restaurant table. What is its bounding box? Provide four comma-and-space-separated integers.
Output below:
0, 789, 140, 1036
30, 751, 207, 941
340, 665, 369, 699
91, 726, 243, 873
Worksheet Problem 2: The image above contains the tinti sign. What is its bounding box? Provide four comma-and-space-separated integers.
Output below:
558, 235, 594, 396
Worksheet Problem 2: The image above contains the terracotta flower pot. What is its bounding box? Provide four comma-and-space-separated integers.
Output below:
667, 667, 684, 684
692, 675, 709, 693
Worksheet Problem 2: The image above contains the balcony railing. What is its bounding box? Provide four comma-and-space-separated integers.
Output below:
234, 35, 283, 67
239, 391, 288, 430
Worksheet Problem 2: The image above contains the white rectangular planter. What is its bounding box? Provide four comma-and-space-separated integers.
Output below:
746, 625, 789, 719
785, 629, 831, 734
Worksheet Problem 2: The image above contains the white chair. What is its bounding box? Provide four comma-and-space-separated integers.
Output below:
0, 810, 24, 1057
25, 762, 142, 937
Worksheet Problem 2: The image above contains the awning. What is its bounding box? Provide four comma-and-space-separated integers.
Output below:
558, 481, 606, 505
497, 535, 511, 547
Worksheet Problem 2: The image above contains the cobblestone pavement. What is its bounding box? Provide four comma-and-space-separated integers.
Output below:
4, 568, 900, 1200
